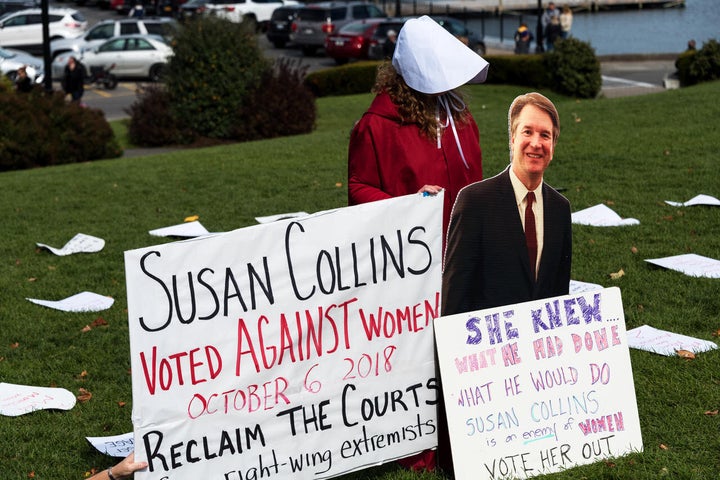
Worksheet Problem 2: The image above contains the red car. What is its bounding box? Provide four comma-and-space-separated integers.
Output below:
324, 18, 400, 65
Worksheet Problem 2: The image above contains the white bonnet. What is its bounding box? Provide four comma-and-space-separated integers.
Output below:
392, 15, 489, 94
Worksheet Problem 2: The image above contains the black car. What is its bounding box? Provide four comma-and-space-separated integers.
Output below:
265, 5, 298, 48
0, 0, 37, 17
176, 0, 207, 22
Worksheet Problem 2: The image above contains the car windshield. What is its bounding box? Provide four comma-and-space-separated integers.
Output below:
297, 8, 329, 22
374, 22, 403, 37
0, 48, 15, 59
339, 21, 372, 34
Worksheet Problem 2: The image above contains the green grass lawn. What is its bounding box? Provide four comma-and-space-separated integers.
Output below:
1, 82, 719, 479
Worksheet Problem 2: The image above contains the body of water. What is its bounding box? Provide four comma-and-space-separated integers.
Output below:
467, 0, 718, 55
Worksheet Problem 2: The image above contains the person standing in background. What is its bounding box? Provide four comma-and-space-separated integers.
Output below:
14, 65, 33, 93
62, 56, 85, 103
560, 4, 573, 39
382, 29, 397, 58
541, 1, 559, 51
545, 15, 562, 51
514, 22, 534, 54
128, 1, 144, 17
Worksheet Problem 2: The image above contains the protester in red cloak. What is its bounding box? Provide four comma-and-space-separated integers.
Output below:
347, 15, 490, 474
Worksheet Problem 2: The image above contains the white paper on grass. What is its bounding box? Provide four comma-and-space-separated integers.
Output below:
645, 253, 720, 278
87, 432, 135, 457
627, 325, 718, 356
665, 194, 720, 207
148, 221, 210, 238
569, 279, 604, 294
26, 291, 115, 312
36, 233, 105, 256
571, 204, 640, 226
255, 211, 309, 224
0, 382, 76, 416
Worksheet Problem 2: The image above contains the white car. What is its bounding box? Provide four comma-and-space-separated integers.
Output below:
50, 17, 178, 59
52, 34, 173, 82
0, 8, 87, 55
205, 0, 298, 31
0, 46, 43, 84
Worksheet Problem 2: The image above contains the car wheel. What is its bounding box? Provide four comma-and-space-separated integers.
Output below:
474, 42, 487, 56
149, 64, 165, 82
272, 39, 287, 49
104, 74, 118, 90
334, 58, 348, 65
301, 46, 316, 57
6, 71, 17, 82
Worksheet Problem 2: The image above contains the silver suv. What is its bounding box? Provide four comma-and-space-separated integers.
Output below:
50, 17, 178, 59
290, 1, 386, 56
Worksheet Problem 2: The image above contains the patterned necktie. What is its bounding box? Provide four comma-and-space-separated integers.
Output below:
525, 191, 537, 280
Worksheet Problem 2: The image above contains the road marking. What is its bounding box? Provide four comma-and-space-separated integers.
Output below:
92, 88, 113, 98
601, 75, 657, 88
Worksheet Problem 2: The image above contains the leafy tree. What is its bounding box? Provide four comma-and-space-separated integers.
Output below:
165, 16, 269, 139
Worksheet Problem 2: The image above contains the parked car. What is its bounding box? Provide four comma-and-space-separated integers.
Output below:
0, 0, 37, 17
0, 46, 43, 84
265, 4, 299, 48
364, 18, 403, 60
176, 0, 207, 21
365, 15, 486, 59
52, 34, 173, 81
290, 1, 386, 56
325, 17, 400, 64
50, 17, 178, 59
110, 0, 157, 16
431, 15, 486, 55
204, 0, 298, 32
0, 8, 87, 55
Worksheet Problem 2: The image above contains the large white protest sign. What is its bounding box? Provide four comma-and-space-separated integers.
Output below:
435, 287, 642, 480
125, 193, 443, 480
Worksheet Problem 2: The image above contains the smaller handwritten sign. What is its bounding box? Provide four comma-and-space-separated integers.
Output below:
148, 221, 211, 238
435, 287, 642, 480
571, 204, 639, 227
645, 253, 720, 278
26, 291, 115, 312
627, 325, 718, 356
665, 194, 720, 207
36, 233, 105, 256
0, 383, 76, 416
87, 432, 135, 457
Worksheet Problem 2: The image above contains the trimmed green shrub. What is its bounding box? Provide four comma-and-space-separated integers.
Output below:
543, 37, 602, 98
165, 16, 269, 139
0, 74, 13, 93
232, 58, 316, 141
129, 16, 316, 146
304, 45, 600, 99
126, 84, 194, 146
675, 50, 696, 86
680, 39, 720, 86
0, 91, 121, 171
484, 54, 546, 87
304, 61, 380, 97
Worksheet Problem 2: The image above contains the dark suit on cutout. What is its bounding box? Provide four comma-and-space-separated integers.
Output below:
442, 166, 572, 316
